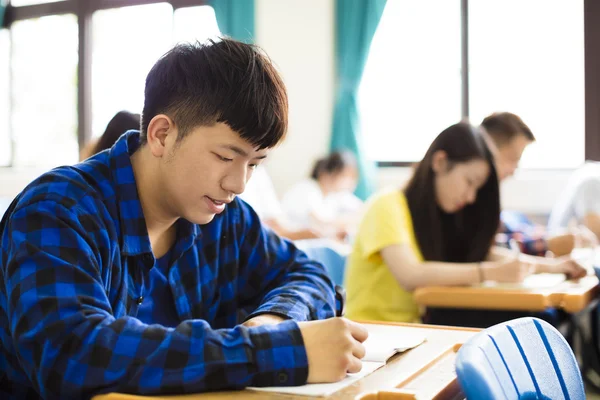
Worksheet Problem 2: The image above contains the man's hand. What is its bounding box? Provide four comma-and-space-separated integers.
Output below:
298, 318, 368, 383
243, 314, 286, 328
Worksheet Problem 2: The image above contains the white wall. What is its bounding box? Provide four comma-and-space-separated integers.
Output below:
255, 0, 335, 196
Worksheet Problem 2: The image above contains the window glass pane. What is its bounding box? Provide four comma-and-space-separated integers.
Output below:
92, 3, 173, 138
359, 0, 462, 162
469, 0, 584, 169
0, 30, 10, 166
174, 5, 220, 43
11, 15, 78, 167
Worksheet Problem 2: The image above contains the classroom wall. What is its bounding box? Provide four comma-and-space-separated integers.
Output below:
255, 0, 335, 196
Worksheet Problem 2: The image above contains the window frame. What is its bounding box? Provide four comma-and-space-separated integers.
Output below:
363, 0, 600, 167
2, 0, 208, 167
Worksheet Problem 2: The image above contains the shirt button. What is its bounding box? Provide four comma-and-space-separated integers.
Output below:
277, 372, 288, 384
137, 296, 144, 305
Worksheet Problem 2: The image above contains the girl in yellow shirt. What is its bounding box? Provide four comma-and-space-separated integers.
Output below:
344, 122, 586, 323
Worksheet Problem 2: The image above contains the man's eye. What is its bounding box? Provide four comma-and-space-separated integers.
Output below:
216, 154, 232, 162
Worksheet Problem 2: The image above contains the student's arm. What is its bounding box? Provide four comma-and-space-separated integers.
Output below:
523, 254, 587, 279
263, 217, 323, 241
490, 246, 587, 280
237, 202, 337, 322
380, 244, 529, 291
583, 212, 600, 241
360, 193, 528, 291
3, 201, 311, 398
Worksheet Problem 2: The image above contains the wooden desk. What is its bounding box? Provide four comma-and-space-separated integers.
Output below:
92, 322, 478, 400
414, 275, 599, 313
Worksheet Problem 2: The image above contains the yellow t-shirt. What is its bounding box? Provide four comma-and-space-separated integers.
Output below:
344, 190, 423, 323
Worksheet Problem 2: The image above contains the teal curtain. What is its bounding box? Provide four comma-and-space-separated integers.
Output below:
209, 0, 255, 43
331, 0, 387, 200
0, 0, 6, 29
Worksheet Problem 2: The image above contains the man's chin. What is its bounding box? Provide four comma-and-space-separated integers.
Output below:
187, 212, 216, 225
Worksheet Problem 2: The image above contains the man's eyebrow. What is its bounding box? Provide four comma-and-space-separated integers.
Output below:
220, 144, 267, 159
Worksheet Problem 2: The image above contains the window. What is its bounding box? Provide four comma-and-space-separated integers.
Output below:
361, 0, 586, 168
359, 0, 462, 163
173, 5, 219, 44
11, 14, 78, 167
2, 1, 219, 167
91, 3, 174, 138
469, 0, 584, 169
92, 4, 220, 138
0, 29, 10, 166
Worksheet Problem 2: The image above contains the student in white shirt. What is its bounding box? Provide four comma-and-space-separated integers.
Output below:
548, 162, 600, 240
282, 151, 363, 240
240, 166, 321, 240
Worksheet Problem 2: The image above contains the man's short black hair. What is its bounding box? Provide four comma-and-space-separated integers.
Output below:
141, 38, 288, 149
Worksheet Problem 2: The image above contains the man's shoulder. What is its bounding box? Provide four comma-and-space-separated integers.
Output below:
12, 159, 114, 216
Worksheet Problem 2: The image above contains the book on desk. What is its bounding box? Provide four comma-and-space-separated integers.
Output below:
248, 324, 426, 397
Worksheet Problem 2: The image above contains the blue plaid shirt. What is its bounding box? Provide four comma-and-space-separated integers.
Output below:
0, 131, 336, 400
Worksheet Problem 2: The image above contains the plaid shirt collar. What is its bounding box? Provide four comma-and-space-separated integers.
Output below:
109, 130, 201, 257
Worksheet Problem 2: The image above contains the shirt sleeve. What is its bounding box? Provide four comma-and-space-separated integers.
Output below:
573, 178, 600, 220
3, 199, 309, 399
240, 167, 284, 221
281, 181, 323, 228
497, 214, 548, 256
359, 192, 412, 260
237, 201, 337, 322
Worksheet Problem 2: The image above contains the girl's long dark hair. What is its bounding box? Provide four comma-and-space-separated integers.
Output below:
404, 122, 500, 263
93, 111, 141, 155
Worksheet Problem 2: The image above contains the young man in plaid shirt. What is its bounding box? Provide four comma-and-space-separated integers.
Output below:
0, 38, 367, 399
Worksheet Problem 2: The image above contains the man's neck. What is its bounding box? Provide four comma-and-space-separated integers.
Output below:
130, 148, 178, 258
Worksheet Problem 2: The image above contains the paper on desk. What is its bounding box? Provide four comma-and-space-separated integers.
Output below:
362, 324, 426, 362
248, 361, 384, 397
248, 324, 426, 397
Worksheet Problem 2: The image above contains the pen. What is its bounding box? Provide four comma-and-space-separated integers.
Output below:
508, 238, 521, 259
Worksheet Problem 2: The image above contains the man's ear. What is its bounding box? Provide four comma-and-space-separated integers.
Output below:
431, 150, 448, 173
146, 114, 176, 158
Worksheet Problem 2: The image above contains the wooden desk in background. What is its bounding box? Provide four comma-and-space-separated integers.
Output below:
93, 322, 478, 400
414, 275, 599, 313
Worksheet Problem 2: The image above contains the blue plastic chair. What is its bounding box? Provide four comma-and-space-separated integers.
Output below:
297, 240, 347, 286
455, 317, 584, 400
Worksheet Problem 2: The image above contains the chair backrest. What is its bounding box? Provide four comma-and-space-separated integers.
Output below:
297, 240, 346, 286
455, 317, 584, 400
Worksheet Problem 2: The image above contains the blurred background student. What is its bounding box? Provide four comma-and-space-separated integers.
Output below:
240, 166, 323, 240
281, 150, 363, 241
548, 162, 600, 241
481, 112, 596, 257
80, 111, 140, 160
344, 122, 586, 324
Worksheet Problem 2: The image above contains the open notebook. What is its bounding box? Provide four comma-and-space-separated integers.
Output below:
248, 324, 426, 397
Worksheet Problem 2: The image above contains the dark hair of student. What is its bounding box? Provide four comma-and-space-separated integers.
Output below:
404, 122, 500, 263
310, 150, 357, 180
480, 112, 535, 147
141, 38, 288, 150
92, 111, 141, 154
